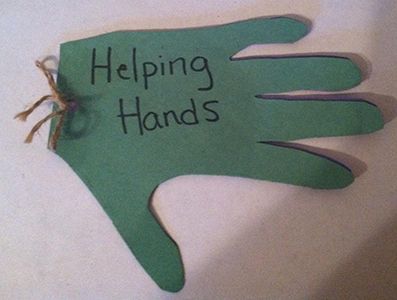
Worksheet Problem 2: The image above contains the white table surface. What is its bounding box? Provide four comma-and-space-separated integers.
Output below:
1, 1, 397, 299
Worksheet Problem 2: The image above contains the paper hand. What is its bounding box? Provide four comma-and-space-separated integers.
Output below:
55, 17, 384, 292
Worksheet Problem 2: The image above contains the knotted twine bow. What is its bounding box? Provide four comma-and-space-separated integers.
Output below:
15, 60, 75, 150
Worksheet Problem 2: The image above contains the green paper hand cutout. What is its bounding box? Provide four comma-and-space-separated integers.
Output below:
54, 17, 384, 292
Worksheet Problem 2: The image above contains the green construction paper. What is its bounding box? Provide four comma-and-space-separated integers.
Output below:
53, 17, 384, 292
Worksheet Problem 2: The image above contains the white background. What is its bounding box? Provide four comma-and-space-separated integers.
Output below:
1, 1, 397, 299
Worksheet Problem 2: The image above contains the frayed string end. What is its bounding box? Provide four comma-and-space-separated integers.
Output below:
14, 95, 52, 122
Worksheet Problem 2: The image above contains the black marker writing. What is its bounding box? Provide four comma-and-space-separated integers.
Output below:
117, 97, 220, 135
91, 47, 213, 91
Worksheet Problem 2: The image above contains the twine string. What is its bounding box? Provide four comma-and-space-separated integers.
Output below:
15, 60, 70, 150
